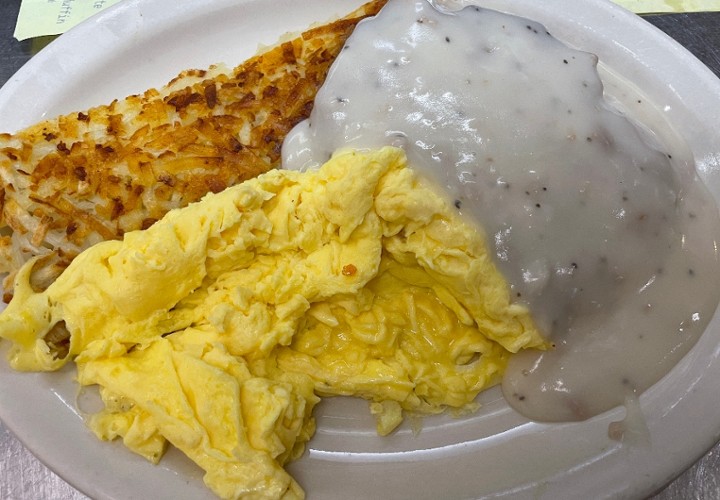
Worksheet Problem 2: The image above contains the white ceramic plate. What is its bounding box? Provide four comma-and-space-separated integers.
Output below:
1, 0, 720, 499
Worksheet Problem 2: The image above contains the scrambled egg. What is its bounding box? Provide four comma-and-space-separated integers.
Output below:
0, 147, 545, 499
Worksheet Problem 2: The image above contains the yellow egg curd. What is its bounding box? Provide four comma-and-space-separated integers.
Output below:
0, 147, 545, 499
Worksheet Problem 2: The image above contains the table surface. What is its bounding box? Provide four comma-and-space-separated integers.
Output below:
1, 0, 720, 499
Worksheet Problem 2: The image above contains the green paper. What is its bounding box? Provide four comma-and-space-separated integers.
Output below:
14, 0, 122, 41
612, 0, 720, 13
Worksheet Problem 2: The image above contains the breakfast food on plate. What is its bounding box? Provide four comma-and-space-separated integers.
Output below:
1, 0, 720, 498
284, 0, 720, 422
0, 0, 387, 302
0, 147, 546, 498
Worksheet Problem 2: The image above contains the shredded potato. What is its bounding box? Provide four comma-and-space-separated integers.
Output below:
0, 0, 387, 301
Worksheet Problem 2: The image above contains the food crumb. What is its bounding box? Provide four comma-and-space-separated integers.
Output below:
342, 264, 358, 276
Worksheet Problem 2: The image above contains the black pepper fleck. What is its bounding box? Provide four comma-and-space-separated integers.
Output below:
563, 59, 568, 64
586, 137, 592, 142
535, 203, 541, 208
689, 268, 695, 276
445, 36, 451, 43
454, 199, 462, 209
571, 262, 578, 269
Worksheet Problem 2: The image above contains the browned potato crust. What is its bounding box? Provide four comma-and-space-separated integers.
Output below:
0, 0, 387, 299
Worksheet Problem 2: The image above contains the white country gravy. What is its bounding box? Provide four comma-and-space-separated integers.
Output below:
281, 0, 720, 422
